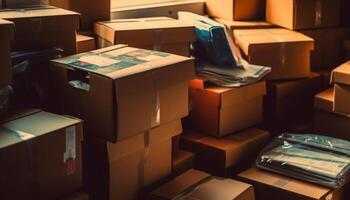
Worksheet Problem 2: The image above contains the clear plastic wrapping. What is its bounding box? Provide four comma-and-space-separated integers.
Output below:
256, 133, 350, 188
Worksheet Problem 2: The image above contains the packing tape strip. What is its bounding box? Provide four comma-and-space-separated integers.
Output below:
153, 29, 163, 51
137, 131, 150, 190
174, 176, 214, 200
315, 0, 323, 28
150, 70, 160, 128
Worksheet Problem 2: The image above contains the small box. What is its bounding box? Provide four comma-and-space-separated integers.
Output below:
0, 19, 14, 88
215, 18, 275, 33
238, 168, 343, 200
266, 0, 341, 30
331, 61, 350, 114
84, 120, 182, 200
149, 169, 255, 200
94, 17, 195, 57
50, 45, 195, 142
234, 28, 314, 80
0, 7, 80, 56
189, 80, 266, 137
181, 128, 270, 176
76, 33, 96, 53
172, 149, 195, 176
0, 109, 83, 200
206, 0, 265, 21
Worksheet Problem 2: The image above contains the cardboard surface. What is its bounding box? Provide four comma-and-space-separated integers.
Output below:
181, 128, 270, 177
266, 0, 341, 30
216, 18, 275, 33
150, 169, 255, 200
234, 28, 314, 80
334, 84, 350, 114
238, 168, 337, 200
331, 60, 350, 85
51, 45, 195, 142
0, 110, 83, 200
85, 120, 182, 200
0, 19, 14, 88
189, 80, 266, 137
0, 7, 80, 56
314, 88, 334, 113
172, 149, 194, 176
94, 17, 195, 57
312, 69, 332, 89
76, 33, 96, 53
206, 0, 265, 21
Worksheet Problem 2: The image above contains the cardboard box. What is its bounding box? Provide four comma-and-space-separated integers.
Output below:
263, 73, 322, 134
94, 17, 195, 57
0, 109, 83, 200
172, 149, 194, 176
312, 69, 332, 89
84, 120, 182, 200
300, 28, 350, 69
234, 28, 314, 80
206, 0, 265, 21
0, 19, 14, 88
216, 18, 275, 33
3, 0, 42, 8
189, 80, 266, 137
238, 168, 342, 200
0, 7, 80, 56
50, 45, 195, 142
266, 0, 341, 30
49, 0, 110, 31
314, 88, 350, 141
76, 33, 96, 53
331, 61, 350, 114
149, 169, 255, 200
60, 191, 89, 200
181, 128, 270, 177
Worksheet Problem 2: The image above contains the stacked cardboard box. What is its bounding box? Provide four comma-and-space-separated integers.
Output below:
76, 33, 96, 54
94, 17, 195, 57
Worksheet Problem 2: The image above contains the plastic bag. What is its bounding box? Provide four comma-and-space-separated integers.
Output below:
256, 133, 350, 188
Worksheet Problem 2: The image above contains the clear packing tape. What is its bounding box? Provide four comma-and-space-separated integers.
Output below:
256, 133, 350, 188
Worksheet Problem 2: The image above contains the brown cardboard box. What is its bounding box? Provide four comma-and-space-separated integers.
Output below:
0, 7, 80, 56
3, 0, 42, 8
50, 45, 195, 142
189, 80, 266, 137
85, 120, 182, 200
331, 60, 350, 85
0, 19, 14, 88
181, 128, 270, 177
266, 0, 341, 30
301, 28, 350, 69
314, 88, 350, 141
234, 28, 314, 80
238, 168, 342, 200
76, 33, 96, 53
331, 61, 350, 114
0, 109, 83, 200
172, 149, 194, 176
49, 0, 110, 31
263, 73, 322, 134
149, 169, 255, 200
94, 17, 195, 57
206, 0, 265, 21
215, 18, 275, 33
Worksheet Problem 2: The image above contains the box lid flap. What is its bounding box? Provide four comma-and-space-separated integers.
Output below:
52, 45, 193, 80
0, 6, 80, 32
238, 168, 331, 199
215, 18, 275, 30
314, 88, 334, 113
233, 28, 314, 56
94, 17, 195, 45
76, 33, 94, 43
0, 19, 15, 39
0, 111, 82, 149
331, 61, 350, 85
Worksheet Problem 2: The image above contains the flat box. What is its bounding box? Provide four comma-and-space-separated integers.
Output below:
206, 0, 265, 21
266, 0, 341, 30
0, 19, 14, 88
238, 168, 343, 200
0, 7, 80, 56
50, 45, 195, 142
263, 73, 322, 134
172, 149, 195, 176
0, 109, 83, 200
84, 120, 182, 200
49, 0, 110, 31
215, 18, 275, 33
314, 88, 350, 141
181, 128, 270, 177
94, 17, 195, 57
301, 28, 350, 69
76, 33, 96, 54
149, 169, 255, 200
234, 28, 314, 80
189, 80, 266, 137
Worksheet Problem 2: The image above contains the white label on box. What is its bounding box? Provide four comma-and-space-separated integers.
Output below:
140, 54, 164, 61
78, 55, 119, 67
64, 126, 77, 175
